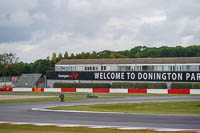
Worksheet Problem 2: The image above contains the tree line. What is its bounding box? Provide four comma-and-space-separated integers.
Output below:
1, 45, 200, 77
50, 45, 200, 60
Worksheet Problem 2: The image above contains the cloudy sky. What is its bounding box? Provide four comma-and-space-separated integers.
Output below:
0, 0, 200, 62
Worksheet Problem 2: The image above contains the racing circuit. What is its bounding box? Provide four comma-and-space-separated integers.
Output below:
0, 96, 200, 132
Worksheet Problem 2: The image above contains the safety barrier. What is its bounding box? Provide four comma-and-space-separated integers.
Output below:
12, 88, 32, 92
1, 88, 200, 94
110, 88, 128, 93
61, 88, 76, 92
147, 89, 168, 94
128, 89, 147, 93
32, 88, 44, 92
0, 88, 12, 92
93, 88, 110, 93
168, 89, 190, 94
76, 88, 92, 93
44, 88, 61, 92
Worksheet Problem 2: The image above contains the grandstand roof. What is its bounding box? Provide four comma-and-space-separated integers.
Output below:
56, 57, 200, 65
15, 74, 42, 88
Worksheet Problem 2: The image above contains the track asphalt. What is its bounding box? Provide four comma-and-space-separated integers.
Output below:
0, 96, 200, 130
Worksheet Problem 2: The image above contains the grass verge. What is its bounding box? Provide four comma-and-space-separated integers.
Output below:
0, 124, 190, 133
48, 101, 200, 115
0, 96, 86, 103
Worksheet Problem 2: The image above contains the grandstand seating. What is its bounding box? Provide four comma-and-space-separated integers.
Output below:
14, 74, 43, 88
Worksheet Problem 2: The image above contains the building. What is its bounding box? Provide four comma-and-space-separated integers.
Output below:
55, 57, 200, 72
45, 57, 200, 88
14, 74, 45, 88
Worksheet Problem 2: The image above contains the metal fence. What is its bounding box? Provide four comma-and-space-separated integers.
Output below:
0, 77, 12, 82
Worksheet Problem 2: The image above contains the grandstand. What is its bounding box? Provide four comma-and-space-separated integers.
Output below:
14, 74, 44, 88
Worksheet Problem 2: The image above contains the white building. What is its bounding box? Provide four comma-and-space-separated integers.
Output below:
55, 57, 200, 72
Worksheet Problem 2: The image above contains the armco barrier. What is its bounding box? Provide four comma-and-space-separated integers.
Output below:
147, 89, 168, 94
190, 89, 200, 94
128, 89, 147, 93
61, 88, 76, 92
76, 88, 92, 93
44, 88, 61, 92
12, 88, 32, 92
0, 88, 12, 92
93, 88, 110, 93
168, 89, 190, 94
1, 88, 200, 94
32, 88, 44, 92
110, 88, 128, 93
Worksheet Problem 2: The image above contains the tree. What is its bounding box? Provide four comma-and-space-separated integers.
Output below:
58, 53, 63, 61
98, 50, 112, 58
129, 46, 143, 58
70, 53, 76, 59
32, 59, 54, 74
46, 56, 50, 61
91, 51, 98, 59
64, 52, 69, 59
0, 52, 19, 78
51, 52, 57, 63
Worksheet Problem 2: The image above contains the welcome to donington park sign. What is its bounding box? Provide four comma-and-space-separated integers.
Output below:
46, 71, 200, 82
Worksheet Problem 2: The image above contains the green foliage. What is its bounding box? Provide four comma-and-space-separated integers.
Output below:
170, 83, 193, 89
53, 83, 111, 88
171, 83, 200, 89
70, 53, 76, 59
192, 83, 200, 89
59, 45, 200, 59
111, 82, 167, 89
57, 53, 63, 61
64, 51, 69, 59
32, 59, 55, 74
0, 52, 19, 77
51, 52, 57, 63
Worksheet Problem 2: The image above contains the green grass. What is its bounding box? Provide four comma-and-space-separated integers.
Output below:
0, 96, 86, 103
0, 93, 121, 103
0, 124, 189, 133
49, 101, 200, 115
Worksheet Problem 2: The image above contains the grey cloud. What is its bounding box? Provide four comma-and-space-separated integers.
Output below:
0, 27, 31, 43
0, 0, 200, 62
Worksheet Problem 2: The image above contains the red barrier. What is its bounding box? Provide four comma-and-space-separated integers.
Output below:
0, 88, 12, 92
61, 88, 76, 92
32, 88, 44, 92
128, 89, 147, 93
168, 89, 190, 94
93, 88, 110, 93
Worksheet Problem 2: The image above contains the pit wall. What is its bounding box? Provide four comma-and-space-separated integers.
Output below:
1, 88, 200, 94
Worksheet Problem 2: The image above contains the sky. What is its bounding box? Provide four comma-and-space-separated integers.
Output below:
0, 0, 200, 63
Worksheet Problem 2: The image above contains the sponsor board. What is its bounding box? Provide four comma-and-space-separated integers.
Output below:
46, 71, 200, 82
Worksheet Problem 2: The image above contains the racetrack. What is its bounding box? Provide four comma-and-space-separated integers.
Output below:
0, 96, 200, 130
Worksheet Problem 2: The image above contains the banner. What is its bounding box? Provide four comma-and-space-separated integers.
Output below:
46, 71, 200, 82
